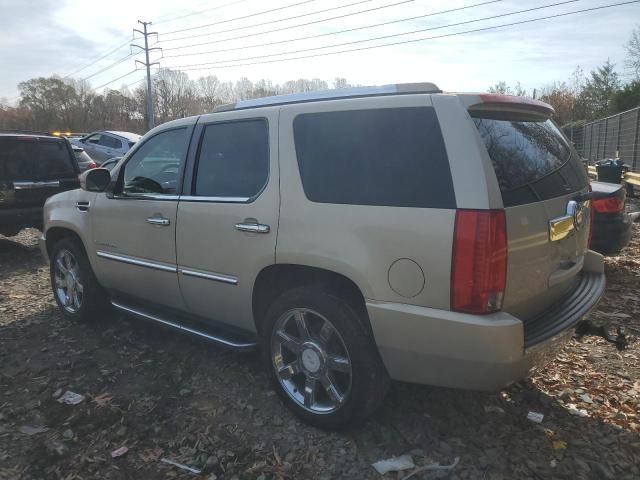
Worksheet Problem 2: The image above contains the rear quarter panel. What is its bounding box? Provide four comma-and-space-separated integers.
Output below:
277, 95, 455, 309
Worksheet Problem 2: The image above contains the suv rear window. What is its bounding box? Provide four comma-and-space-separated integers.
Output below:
472, 116, 588, 207
293, 107, 455, 208
0, 137, 75, 181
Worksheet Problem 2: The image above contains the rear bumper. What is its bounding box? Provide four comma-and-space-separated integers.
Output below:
590, 212, 633, 255
367, 251, 606, 390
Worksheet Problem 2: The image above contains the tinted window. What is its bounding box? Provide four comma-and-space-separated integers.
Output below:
35, 141, 76, 179
100, 135, 122, 149
194, 120, 269, 198
472, 117, 588, 206
0, 137, 74, 181
86, 134, 101, 144
293, 107, 455, 208
122, 128, 188, 196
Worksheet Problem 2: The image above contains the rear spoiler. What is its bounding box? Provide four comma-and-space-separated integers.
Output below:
467, 94, 554, 120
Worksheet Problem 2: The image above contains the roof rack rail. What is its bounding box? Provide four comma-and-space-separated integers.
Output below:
0, 129, 56, 137
213, 82, 441, 112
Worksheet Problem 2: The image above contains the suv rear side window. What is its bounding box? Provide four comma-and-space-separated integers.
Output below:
0, 137, 74, 181
293, 107, 455, 208
194, 119, 269, 198
472, 116, 588, 207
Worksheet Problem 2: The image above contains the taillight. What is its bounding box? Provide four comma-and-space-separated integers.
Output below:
451, 209, 507, 314
592, 195, 624, 213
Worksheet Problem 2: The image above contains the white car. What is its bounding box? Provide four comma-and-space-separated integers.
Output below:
70, 131, 140, 163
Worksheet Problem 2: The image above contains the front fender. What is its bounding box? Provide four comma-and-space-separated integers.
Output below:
43, 190, 97, 266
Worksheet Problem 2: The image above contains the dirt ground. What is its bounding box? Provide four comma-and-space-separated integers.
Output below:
1, 220, 639, 480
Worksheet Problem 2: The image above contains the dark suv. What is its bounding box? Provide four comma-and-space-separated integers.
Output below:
0, 131, 80, 237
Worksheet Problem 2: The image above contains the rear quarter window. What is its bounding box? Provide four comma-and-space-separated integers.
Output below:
293, 107, 455, 209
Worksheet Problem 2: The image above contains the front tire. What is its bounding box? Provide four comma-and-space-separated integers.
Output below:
261, 286, 389, 429
50, 237, 108, 321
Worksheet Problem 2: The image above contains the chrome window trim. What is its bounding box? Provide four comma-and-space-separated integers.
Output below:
179, 195, 250, 203
96, 250, 177, 272
112, 194, 180, 201
179, 268, 238, 285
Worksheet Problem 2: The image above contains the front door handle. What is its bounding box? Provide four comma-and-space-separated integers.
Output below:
147, 216, 170, 226
235, 222, 270, 234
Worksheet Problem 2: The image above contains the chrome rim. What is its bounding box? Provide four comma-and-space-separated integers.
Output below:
53, 249, 84, 314
271, 308, 352, 414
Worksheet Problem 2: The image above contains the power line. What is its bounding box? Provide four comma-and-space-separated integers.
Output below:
163, 0, 505, 58
93, 69, 140, 90
154, 0, 249, 25
63, 36, 134, 78
161, 0, 317, 36
166, 0, 581, 68
162, 0, 393, 46
170, 1, 639, 72
80, 52, 136, 81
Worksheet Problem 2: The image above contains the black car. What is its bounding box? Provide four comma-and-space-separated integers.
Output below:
0, 131, 80, 237
590, 181, 637, 255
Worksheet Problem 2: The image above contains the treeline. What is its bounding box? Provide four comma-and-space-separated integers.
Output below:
490, 60, 640, 128
491, 25, 640, 127
0, 72, 354, 134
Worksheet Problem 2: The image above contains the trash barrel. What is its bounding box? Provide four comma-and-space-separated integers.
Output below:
596, 159, 629, 184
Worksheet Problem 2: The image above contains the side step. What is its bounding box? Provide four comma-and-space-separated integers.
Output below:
111, 301, 257, 351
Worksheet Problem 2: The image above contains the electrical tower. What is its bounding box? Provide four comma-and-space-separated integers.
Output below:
131, 21, 161, 131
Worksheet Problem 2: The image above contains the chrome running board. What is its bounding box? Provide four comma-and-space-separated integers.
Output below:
111, 301, 257, 351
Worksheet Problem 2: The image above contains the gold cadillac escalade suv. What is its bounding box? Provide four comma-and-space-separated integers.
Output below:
40, 83, 605, 429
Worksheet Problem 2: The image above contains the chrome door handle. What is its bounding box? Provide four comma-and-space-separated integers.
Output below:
147, 216, 170, 226
235, 222, 270, 234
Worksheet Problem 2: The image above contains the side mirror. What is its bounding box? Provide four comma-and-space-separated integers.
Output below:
80, 168, 111, 192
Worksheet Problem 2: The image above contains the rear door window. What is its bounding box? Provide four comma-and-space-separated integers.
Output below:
193, 119, 269, 198
472, 116, 588, 207
293, 107, 455, 208
34, 140, 76, 179
100, 135, 122, 150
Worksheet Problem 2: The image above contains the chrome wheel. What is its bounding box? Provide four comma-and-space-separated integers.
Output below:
271, 308, 352, 414
53, 249, 84, 314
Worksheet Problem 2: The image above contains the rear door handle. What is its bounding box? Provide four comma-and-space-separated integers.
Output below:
147, 216, 170, 226
235, 222, 270, 234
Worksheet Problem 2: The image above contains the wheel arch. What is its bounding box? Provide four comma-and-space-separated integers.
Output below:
252, 263, 371, 334
45, 226, 88, 258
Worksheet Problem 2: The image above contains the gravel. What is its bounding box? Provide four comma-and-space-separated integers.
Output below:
1, 225, 639, 479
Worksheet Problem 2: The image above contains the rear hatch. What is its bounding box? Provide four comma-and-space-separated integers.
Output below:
0, 136, 79, 212
468, 96, 591, 321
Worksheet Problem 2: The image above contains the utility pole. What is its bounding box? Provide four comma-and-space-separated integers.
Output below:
132, 21, 161, 131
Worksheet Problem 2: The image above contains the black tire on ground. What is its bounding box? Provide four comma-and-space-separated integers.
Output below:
261, 286, 390, 430
49, 236, 109, 322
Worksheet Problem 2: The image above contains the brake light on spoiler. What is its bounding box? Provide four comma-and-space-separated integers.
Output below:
473, 94, 555, 117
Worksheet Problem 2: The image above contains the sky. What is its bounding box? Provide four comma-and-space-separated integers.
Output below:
0, 0, 639, 103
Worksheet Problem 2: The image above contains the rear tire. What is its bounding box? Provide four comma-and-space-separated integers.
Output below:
261, 286, 390, 429
50, 237, 109, 321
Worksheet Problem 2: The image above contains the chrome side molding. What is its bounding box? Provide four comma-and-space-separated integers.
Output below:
111, 301, 256, 350
179, 268, 238, 285
96, 251, 177, 273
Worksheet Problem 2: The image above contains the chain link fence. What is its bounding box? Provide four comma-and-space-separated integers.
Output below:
564, 106, 640, 172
